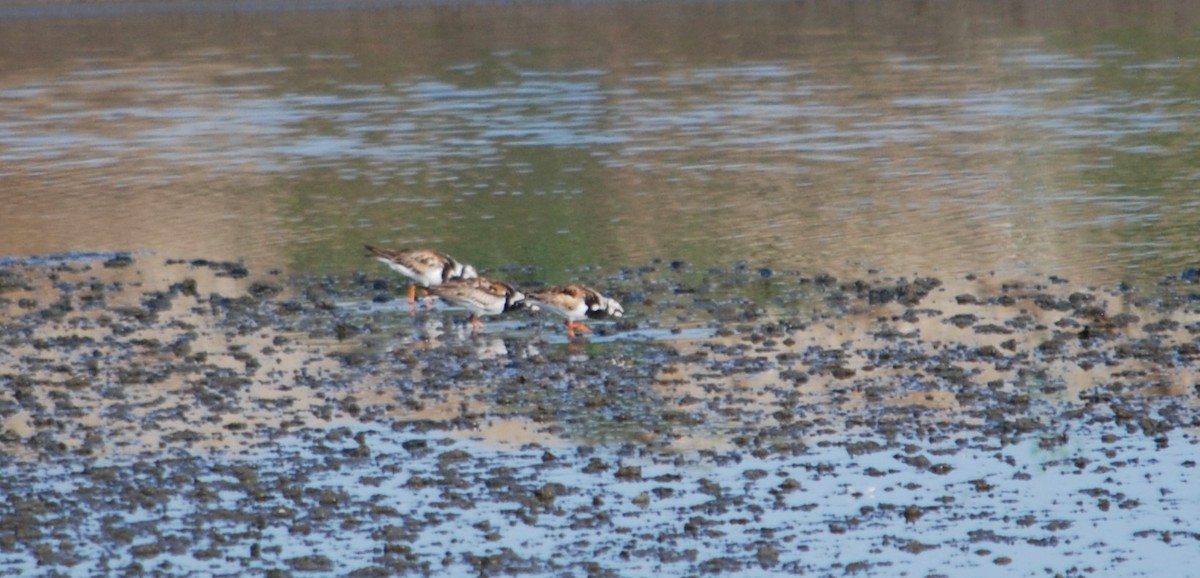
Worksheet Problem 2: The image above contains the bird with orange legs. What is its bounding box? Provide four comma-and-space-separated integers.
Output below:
526, 284, 624, 339
365, 245, 477, 307
428, 277, 529, 332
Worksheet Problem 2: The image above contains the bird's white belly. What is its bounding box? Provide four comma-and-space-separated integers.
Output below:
380, 260, 440, 286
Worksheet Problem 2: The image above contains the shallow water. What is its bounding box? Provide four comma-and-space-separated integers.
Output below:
2, 0, 1200, 286
6, 421, 1197, 577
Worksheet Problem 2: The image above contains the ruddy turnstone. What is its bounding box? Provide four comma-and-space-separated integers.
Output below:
428, 277, 528, 332
365, 245, 477, 304
526, 284, 624, 338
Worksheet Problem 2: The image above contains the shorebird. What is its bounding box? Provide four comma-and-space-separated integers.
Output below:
365, 245, 477, 304
526, 284, 623, 338
428, 277, 528, 332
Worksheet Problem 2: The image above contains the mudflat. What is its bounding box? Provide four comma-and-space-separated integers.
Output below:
1, 254, 1196, 576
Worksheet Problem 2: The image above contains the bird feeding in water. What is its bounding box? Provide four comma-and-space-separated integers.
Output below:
428, 277, 530, 332
365, 245, 477, 306
526, 284, 624, 338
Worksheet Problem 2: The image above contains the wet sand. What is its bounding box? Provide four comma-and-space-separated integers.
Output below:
1, 254, 1197, 576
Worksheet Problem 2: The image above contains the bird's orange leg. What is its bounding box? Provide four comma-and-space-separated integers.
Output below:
407, 284, 418, 304
469, 315, 485, 333
565, 320, 590, 339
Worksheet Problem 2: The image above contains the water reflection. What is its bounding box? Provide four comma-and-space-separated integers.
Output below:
0, 1, 1198, 287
